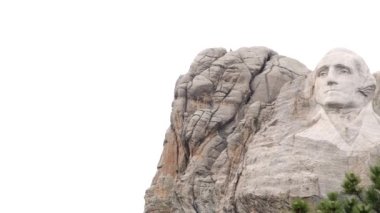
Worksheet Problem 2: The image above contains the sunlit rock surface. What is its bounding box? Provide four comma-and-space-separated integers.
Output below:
144, 47, 380, 212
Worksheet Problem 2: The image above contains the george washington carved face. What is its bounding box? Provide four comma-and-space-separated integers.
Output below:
314, 49, 376, 110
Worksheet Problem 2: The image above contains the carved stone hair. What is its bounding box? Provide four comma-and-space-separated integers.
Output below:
303, 48, 376, 102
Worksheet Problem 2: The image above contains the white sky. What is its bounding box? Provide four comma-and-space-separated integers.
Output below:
1, 0, 380, 212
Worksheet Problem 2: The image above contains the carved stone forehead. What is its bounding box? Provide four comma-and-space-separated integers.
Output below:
315, 48, 370, 76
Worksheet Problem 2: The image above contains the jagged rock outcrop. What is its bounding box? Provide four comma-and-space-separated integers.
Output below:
144, 47, 380, 212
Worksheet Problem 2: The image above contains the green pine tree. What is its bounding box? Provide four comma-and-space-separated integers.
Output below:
342, 172, 362, 196
291, 198, 309, 213
317, 192, 344, 213
342, 197, 358, 213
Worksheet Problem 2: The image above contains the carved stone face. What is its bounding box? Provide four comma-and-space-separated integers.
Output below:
314, 51, 365, 109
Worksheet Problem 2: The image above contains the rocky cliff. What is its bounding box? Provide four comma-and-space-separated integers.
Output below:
144, 47, 380, 212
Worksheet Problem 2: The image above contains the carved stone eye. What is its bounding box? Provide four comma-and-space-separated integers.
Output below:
335, 65, 352, 74
339, 69, 349, 74
318, 70, 328, 77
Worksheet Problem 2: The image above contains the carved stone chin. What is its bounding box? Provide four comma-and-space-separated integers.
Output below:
145, 47, 380, 213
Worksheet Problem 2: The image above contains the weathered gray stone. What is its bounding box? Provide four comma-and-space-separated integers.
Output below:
145, 47, 380, 212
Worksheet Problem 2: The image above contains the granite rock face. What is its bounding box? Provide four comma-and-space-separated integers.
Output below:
144, 47, 380, 212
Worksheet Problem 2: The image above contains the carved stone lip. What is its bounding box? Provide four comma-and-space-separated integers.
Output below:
324, 89, 341, 93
